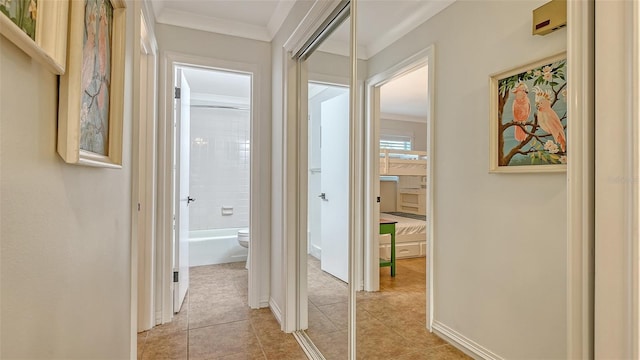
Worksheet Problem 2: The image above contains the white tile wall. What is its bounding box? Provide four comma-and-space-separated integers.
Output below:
189, 107, 250, 230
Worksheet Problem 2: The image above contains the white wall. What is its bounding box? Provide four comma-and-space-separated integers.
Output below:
156, 24, 272, 306
0, 2, 135, 357
189, 107, 250, 231
380, 118, 427, 151
368, 1, 567, 358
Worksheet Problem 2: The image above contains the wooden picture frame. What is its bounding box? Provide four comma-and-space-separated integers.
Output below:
489, 52, 567, 173
0, 0, 69, 74
58, 0, 126, 168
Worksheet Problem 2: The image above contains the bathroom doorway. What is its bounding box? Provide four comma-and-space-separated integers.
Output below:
159, 51, 268, 327
176, 64, 253, 316
181, 66, 252, 268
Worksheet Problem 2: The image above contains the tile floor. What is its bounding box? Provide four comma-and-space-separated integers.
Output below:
306, 256, 471, 360
137, 262, 307, 360
139, 258, 470, 359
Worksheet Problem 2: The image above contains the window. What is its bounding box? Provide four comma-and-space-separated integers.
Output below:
380, 134, 412, 150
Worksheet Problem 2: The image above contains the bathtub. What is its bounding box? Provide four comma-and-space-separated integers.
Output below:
189, 228, 248, 267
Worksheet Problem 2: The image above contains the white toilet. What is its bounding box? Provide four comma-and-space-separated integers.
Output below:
237, 229, 250, 269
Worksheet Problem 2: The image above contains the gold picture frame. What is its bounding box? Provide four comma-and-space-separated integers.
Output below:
0, 0, 69, 74
58, 0, 126, 168
489, 52, 567, 173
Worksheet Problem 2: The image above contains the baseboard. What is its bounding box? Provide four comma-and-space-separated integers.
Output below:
309, 244, 321, 259
432, 320, 504, 360
259, 297, 270, 308
269, 298, 283, 326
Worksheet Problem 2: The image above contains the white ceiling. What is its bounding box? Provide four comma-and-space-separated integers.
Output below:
160, 0, 448, 118
150, 0, 455, 59
380, 65, 428, 121
181, 66, 251, 106
150, 0, 296, 41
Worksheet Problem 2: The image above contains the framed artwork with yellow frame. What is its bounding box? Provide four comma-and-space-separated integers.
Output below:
58, 0, 126, 168
0, 0, 69, 74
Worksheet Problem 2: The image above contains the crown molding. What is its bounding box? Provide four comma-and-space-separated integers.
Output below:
156, 8, 271, 42
155, 0, 296, 42
366, 0, 455, 58
380, 112, 427, 124
267, 0, 297, 39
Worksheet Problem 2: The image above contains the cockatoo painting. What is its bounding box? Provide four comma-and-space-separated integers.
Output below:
533, 86, 566, 152
511, 82, 531, 142
79, 0, 113, 156
495, 55, 567, 168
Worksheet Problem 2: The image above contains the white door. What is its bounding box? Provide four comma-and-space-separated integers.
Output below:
174, 69, 191, 313
320, 92, 349, 282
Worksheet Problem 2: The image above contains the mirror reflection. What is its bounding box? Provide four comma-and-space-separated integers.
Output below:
304, 17, 351, 360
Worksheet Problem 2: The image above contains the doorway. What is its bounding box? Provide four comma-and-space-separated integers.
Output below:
363, 47, 435, 329
172, 64, 253, 315
157, 52, 266, 326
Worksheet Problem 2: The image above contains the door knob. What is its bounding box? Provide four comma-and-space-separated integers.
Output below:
187, 196, 196, 205
318, 193, 327, 201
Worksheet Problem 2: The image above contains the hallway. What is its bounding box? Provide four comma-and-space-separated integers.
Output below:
137, 262, 306, 359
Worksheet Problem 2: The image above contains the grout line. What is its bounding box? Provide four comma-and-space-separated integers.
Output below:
248, 316, 269, 359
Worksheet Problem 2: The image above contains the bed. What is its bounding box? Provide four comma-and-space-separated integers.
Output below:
379, 212, 427, 260
379, 149, 428, 176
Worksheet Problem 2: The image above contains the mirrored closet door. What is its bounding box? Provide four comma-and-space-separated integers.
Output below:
290, 1, 356, 359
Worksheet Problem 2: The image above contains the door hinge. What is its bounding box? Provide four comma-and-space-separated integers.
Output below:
137, 203, 141, 211
377, 196, 381, 203
173, 271, 179, 283
174, 87, 181, 99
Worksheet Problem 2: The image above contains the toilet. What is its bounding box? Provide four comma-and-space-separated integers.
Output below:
237, 229, 250, 269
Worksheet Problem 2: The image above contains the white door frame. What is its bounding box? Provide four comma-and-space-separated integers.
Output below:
566, 0, 594, 358
363, 47, 434, 330
131, 5, 158, 354
157, 51, 266, 323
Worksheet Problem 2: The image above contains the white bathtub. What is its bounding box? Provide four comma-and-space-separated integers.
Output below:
189, 228, 248, 267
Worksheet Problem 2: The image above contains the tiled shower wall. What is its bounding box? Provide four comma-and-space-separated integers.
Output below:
189, 107, 250, 231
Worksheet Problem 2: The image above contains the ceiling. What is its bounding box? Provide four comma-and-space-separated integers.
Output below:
157, 0, 448, 119
380, 65, 428, 121
150, 0, 296, 42
181, 66, 251, 107
150, 0, 455, 59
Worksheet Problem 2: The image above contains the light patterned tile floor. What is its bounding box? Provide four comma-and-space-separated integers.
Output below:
139, 258, 471, 359
306, 256, 471, 360
137, 262, 306, 360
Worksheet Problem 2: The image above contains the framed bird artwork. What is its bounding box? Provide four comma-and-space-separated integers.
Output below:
57, 0, 126, 168
0, 0, 69, 74
489, 52, 567, 173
